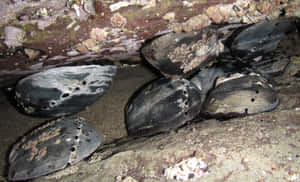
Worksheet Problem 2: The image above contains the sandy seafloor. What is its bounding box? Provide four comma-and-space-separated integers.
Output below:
0, 56, 300, 181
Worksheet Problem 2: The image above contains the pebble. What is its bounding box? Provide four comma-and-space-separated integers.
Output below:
4, 26, 26, 47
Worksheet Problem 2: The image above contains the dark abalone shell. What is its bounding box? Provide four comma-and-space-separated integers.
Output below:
228, 17, 299, 60
8, 116, 101, 181
14, 65, 116, 117
249, 50, 290, 76
216, 48, 290, 77
202, 73, 279, 118
125, 78, 203, 137
141, 27, 223, 78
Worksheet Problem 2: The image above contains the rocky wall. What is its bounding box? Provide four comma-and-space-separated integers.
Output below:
0, 0, 300, 87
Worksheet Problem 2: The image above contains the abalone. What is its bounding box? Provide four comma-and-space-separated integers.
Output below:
8, 116, 101, 181
141, 27, 224, 78
125, 78, 203, 136
14, 64, 116, 117
202, 73, 279, 118
228, 17, 299, 60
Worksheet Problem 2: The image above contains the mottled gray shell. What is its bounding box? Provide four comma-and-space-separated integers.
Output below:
14, 65, 116, 117
141, 27, 223, 77
202, 74, 279, 118
125, 78, 203, 137
8, 117, 101, 181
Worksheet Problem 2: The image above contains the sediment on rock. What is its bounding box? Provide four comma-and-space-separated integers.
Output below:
0, 0, 299, 87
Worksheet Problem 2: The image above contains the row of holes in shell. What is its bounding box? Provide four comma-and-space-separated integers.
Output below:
44, 80, 88, 109
67, 119, 83, 166
244, 89, 260, 114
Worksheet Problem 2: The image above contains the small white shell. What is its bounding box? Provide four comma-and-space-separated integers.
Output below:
164, 157, 208, 181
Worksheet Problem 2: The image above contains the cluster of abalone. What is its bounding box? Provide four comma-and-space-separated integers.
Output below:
125, 17, 300, 137
5, 16, 299, 181
8, 64, 117, 181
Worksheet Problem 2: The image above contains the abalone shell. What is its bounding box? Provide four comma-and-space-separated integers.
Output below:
141, 27, 223, 78
8, 116, 101, 181
202, 73, 279, 118
125, 78, 203, 136
228, 17, 299, 60
14, 65, 116, 117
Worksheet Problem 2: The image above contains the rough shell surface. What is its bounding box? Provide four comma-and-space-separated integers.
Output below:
125, 78, 203, 137
228, 17, 299, 60
8, 116, 101, 181
141, 27, 223, 78
14, 64, 117, 117
203, 74, 279, 118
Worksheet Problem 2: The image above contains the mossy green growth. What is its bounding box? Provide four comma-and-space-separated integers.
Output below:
122, 0, 173, 21
23, 23, 38, 33
191, 0, 207, 4
52, 16, 74, 27
23, 16, 78, 44
0, 25, 5, 40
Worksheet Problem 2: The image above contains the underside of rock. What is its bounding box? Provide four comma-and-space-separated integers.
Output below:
0, 0, 300, 87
